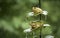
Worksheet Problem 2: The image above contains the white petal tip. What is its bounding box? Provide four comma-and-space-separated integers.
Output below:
23, 28, 32, 33
43, 24, 50, 26
45, 35, 54, 38
42, 10, 48, 15
28, 12, 34, 16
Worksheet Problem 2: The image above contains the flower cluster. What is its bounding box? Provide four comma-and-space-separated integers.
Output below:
28, 10, 48, 17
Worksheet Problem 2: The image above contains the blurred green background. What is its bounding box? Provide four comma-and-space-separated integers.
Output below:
0, 0, 60, 38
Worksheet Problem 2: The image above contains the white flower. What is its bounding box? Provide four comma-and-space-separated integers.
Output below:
45, 35, 54, 38
24, 28, 32, 33
28, 12, 34, 16
42, 10, 48, 15
43, 24, 50, 26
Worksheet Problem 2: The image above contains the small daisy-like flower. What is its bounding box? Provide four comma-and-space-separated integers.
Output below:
42, 10, 48, 15
43, 24, 50, 26
28, 12, 34, 16
24, 28, 32, 33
